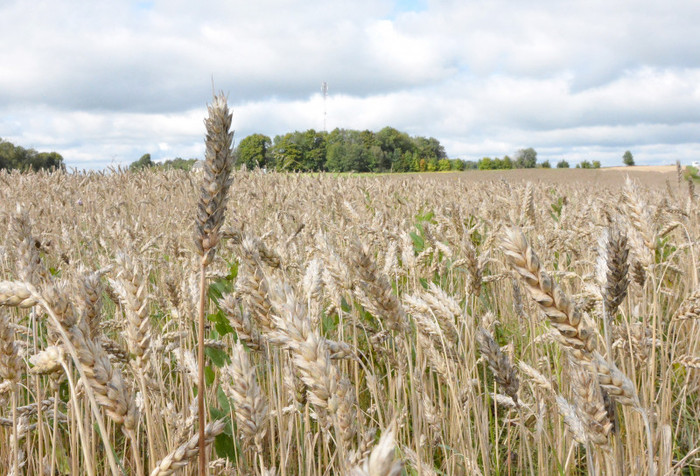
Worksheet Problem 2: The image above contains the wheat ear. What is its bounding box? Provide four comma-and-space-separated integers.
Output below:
222, 343, 268, 456
501, 227, 596, 361
349, 426, 403, 476
477, 327, 520, 405
0, 281, 39, 308
150, 420, 226, 476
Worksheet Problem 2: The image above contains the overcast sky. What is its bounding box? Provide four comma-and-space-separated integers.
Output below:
1, 0, 699, 169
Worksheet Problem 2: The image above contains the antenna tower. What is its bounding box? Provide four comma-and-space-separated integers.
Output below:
321, 81, 328, 132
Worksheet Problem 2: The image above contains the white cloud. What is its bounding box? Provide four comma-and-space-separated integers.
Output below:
1, 0, 699, 168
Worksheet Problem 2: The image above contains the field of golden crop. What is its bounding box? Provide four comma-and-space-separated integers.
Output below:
1, 101, 698, 476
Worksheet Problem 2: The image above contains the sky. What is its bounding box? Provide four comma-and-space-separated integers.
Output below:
1, 0, 699, 169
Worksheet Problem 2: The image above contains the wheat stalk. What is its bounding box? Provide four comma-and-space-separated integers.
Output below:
193, 92, 236, 476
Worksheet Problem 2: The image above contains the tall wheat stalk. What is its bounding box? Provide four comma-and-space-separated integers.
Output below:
193, 92, 235, 475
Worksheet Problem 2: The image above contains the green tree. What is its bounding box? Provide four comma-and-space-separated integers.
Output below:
236, 133, 271, 169
437, 158, 451, 171
540, 160, 551, 168
623, 150, 635, 166
426, 158, 438, 172
514, 148, 537, 168
0, 138, 65, 171
557, 160, 569, 168
592, 160, 601, 169
450, 159, 466, 171
161, 157, 198, 171
270, 133, 305, 170
130, 153, 154, 171
413, 136, 446, 161
580, 160, 593, 169
478, 157, 494, 170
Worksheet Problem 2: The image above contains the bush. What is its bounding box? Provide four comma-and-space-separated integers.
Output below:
540, 160, 551, 168
556, 160, 569, 168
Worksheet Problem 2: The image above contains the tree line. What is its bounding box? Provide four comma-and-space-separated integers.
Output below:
128, 154, 198, 171
0, 138, 65, 171
468, 150, 602, 170
234, 127, 466, 173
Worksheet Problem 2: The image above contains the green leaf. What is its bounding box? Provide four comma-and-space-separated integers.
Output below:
205, 346, 231, 368
419, 278, 429, 290
340, 297, 352, 313
209, 407, 230, 430
205, 365, 216, 386
322, 311, 339, 334
410, 231, 425, 253
227, 260, 239, 281
208, 310, 235, 336
216, 385, 232, 413
214, 432, 238, 461
208, 279, 232, 304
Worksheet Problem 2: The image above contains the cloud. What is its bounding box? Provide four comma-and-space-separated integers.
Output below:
1, 0, 699, 168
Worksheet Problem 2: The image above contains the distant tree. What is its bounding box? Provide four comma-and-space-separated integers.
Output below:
270, 133, 305, 170
413, 136, 447, 161
161, 157, 197, 171
478, 156, 515, 170
426, 158, 438, 172
540, 160, 551, 168
130, 153, 154, 171
0, 138, 65, 171
557, 160, 569, 168
623, 150, 635, 166
232, 126, 447, 174
437, 158, 451, 171
450, 159, 466, 171
514, 148, 537, 168
376, 127, 415, 157
236, 133, 271, 169
478, 157, 494, 170
300, 129, 327, 171
580, 160, 593, 169
463, 160, 478, 170
592, 160, 601, 169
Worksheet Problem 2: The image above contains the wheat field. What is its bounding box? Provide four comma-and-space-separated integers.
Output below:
1, 100, 699, 476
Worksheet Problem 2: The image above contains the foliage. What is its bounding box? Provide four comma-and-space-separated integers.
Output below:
160, 157, 198, 171
623, 150, 635, 166
235, 133, 271, 169
129, 153, 155, 171
514, 147, 537, 168
685, 165, 700, 181
129, 154, 198, 172
235, 127, 462, 173
478, 156, 513, 170
540, 160, 551, 168
556, 160, 570, 168
0, 138, 65, 171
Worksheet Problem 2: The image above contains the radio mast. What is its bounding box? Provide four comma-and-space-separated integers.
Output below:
321, 81, 328, 132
